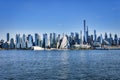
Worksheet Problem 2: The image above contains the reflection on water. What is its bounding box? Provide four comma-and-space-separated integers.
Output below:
0, 50, 120, 80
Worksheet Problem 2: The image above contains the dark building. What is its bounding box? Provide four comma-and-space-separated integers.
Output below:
94, 30, 97, 42
10, 38, 15, 49
83, 20, 86, 44
75, 32, 80, 44
7, 33, 10, 42
86, 26, 89, 43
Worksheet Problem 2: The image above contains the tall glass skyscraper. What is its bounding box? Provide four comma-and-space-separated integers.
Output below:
43, 33, 48, 48
16, 34, 21, 48
27, 34, 33, 48
94, 30, 97, 42
7, 33, 9, 42
83, 20, 87, 44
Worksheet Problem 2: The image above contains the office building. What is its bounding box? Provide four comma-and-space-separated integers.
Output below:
27, 34, 33, 48
94, 30, 97, 42
7, 33, 10, 42
83, 20, 86, 44
10, 38, 15, 49
16, 34, 21, 48
21, 34, 27, 48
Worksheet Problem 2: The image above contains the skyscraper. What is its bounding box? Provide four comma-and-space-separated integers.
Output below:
94, 30, 97, 42
114, 34, 118, 45
86, 26, 89, 43
10, 38, 15, 49
35, 33, 40, 46
109, 33, 113, 45
21, 34, 27, 48
50, 33, 53, 48
105, 33, 108, 40
43, 33, 48, 48
53, 33, 57, 48
83, 20, 86, 44
75, 32, 79, 44
80, 30, 83, 44
16, 34, 21, 48
7, 33, 10, 42
27, 34, 33, 48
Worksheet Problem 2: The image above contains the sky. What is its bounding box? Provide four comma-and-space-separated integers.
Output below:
0, 0, 120, 40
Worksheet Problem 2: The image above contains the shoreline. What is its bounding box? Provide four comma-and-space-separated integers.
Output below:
1, 48, 120, 50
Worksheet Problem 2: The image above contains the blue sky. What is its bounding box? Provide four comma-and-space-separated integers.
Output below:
0, 0, 120, 40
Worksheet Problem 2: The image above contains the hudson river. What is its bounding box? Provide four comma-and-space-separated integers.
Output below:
0, 50, 120, 80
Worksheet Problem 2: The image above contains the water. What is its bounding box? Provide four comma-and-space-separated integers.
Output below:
0, 50, 120, 80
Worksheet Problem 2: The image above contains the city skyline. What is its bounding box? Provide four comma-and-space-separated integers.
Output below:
0, 0, 120, 40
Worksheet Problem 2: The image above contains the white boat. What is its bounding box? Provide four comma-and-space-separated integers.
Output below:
32, 46, 44, 50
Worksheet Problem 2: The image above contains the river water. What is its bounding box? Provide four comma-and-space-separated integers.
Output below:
0, 50, 120, 80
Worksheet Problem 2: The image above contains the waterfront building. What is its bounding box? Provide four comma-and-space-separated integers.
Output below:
21, 34, 27, 48
53, 33, 57, 48
27, 34, 33, 48
97, 35, 102, 44
10, 38, 15, 49
68, 36, 72, 47
3, 42, 9, 49
0, 40, 4, 48
43, 33, 48, 48
94, 30, 97, 42
38, 36, 42, 47
80, 30, 83, 45
71, 32, 74, 40
70, 32, 75, 45
114, 34, 119, 46
83, 20, 86, 44
7, 33, 10, 42
105, 33, 108, 41
109, 33, 113, 45
119, 38, 120, 45
56, 34, 61, 49
50, 33, 53, 48
75, 32, 80, 44
86, 26, 89, 43
90, 35, 94, 46
60, 34, 68, 49
35, 33, 41, 46
16, 34, 21, 49
87, 36, 91, 45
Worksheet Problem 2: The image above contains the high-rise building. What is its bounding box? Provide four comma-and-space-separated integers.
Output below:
16, 34, 21, 48
90, 35, 94, 45
105, 33, 108, 40
7, 33, 10, 42
71, 32, 74, 39
35, 33, 40, 46
43, 33, 48, 48
97, 34, 102, 44
109, 33, 113, 45
94, 30, 97, 42
80, 30, 82, 44
56, 34, 61, 48
53, 33, 57, 48
86, 26, 89, 43
21, 34, 27, 48
27, 34, 33, 48
75, 32, 79, 44
50, 33, 53, 48
119, 38, 120, 45
10, 38, 15, 49
83, 20, 87, 44
0, 39, 4, 48
70, 32, 75, 45
114, 34, 118, 45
